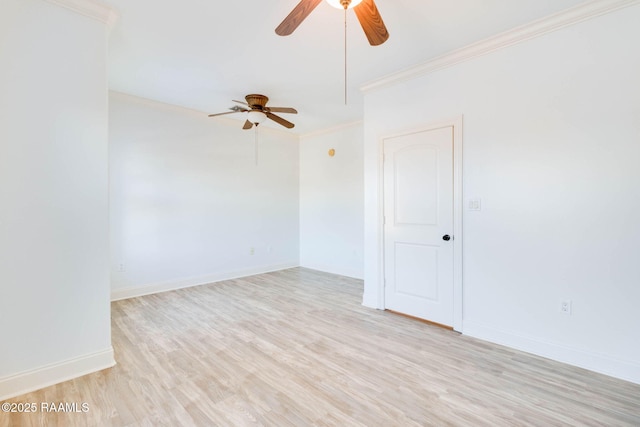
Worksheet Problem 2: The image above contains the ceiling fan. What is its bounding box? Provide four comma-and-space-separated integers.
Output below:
208, 94, 298, 130
275, 0, 389, 46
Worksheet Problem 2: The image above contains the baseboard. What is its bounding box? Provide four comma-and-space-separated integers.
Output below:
299, 263, 364, 281
111, 262, 299, 301
0, 347, 115, 401
361, 291, 382, 310
463, 320, 640, 385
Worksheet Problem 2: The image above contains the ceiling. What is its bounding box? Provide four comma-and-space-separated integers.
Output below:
103, 0, 589, 134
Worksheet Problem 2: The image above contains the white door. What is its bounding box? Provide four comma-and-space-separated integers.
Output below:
383, 126, 454, 326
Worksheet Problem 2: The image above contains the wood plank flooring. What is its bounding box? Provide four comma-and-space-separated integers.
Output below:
2, 267, 640, 426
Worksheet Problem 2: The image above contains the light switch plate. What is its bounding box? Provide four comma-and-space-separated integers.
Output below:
468, 198, 482, 211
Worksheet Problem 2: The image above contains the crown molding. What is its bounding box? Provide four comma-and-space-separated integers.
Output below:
44, 0, 118, 29
300, 120, 363, 139
361, 0, 640, 94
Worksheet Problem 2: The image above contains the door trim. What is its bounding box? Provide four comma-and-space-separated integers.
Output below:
378, 116, 463, 332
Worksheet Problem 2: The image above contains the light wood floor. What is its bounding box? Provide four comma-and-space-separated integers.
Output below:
2, 268, 639, 426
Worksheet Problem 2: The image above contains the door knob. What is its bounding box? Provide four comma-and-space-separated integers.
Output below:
442, 235, 451, 241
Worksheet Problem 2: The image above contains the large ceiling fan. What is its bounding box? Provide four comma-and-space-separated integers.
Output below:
208, 94, 298, 130
275, 0, 389, 46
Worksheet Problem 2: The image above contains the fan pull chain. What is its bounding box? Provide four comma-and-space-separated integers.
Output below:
344, 7, 348, 105
254, 125, 259, 166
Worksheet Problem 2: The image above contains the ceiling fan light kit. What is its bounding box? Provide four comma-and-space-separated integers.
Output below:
326, 0, 363, 9
247, 110, 267, 125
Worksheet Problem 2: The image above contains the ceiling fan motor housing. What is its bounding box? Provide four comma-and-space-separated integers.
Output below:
245, 94, 269, 110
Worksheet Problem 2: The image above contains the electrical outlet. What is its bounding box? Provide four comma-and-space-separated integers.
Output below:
118, 263, 125, 272
561, 300, 572, 315
249, 247, 255, 255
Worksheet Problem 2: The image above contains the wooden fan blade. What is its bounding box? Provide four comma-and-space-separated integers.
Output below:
354, 0, 389, 46
208, 111, 240, 117
275, 0, 323, 36
233, 99, 249, 106
243, 120, 254, 130
266, 112, 295, 129
267, 107, 298, 114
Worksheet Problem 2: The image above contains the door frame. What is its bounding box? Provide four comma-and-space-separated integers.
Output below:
378, 116, 463, 332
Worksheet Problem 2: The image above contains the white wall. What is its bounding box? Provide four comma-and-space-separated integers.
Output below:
0, 0, 114, 399
363, 5, 640, 383
299, 124, 364, 279
109, 93, 300, 299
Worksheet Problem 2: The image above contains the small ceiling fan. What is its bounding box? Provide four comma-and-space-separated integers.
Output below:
208, 94, 298, 130
276, 0, 389, 46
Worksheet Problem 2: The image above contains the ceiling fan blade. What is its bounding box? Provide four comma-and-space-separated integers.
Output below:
233, 99, 249, 106
275, 0, 323, 36
243, 120, 254, 130
208, 111, 241, 117
267, 107, 298, 114
266, 112, 295, 129
354, 0, 389, 46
